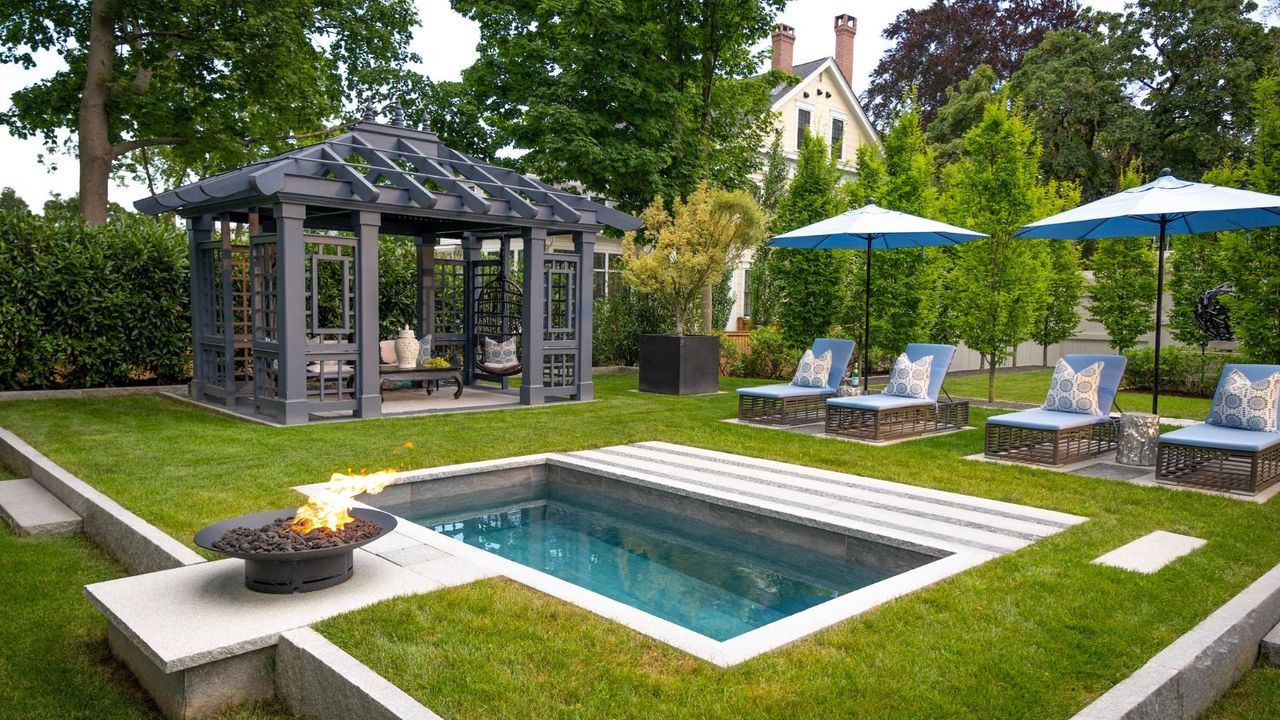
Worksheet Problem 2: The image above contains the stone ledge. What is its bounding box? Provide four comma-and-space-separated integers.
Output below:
0, 384, 188, 402
1072, 561, 1280, 720
276, 628, 441, 720
0, 427, 204, 573
0, 477, 82, 535
1263, 623, 1280, 667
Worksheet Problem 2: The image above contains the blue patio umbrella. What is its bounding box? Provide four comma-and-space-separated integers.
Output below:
768, 202, 987, 390
1016, 169, 1280, 413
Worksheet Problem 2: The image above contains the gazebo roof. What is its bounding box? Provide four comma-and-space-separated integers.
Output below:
134, 119, 640, 233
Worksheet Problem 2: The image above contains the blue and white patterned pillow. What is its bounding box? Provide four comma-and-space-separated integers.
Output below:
791, 348, 833, 388
484, 336, 518, 367
1042, 359, 1105, 415
417, 333, 433, 365
1208, 369, 1280, 432
883, 353, 933, 399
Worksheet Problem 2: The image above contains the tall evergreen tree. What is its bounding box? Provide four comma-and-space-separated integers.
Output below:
1089, 161, 1157, 353
940, 95, 1077, 400
768, 132, 846, 349
1225, 74, 1280, 362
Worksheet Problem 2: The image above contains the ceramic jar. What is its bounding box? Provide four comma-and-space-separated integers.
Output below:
394, 326, 420, 369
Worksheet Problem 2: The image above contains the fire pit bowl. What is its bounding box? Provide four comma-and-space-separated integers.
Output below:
194, 508, 397, 594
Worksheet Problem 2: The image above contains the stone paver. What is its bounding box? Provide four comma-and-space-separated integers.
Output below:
1263, 623, 1280, 667
0, 477, 82, 535
1092, 531, 1207, 574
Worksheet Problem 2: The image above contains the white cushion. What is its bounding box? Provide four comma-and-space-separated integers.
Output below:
379, 340, 396, 365
1042, 358, 1105, 415
1208, 369, 1280, 432
791, 348, 833, 388
883, 353, 933, 399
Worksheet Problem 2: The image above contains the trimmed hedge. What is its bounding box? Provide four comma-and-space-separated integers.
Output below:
1122, 346, 1240, 398
0, 210, 191, 390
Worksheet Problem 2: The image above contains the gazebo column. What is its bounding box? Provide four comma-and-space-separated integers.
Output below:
520, 227, 547, 405
355, 210, 381, 419
275, 202, 309, 425
186, 215, 213, 402
462, 233, 483, 385
217, 214, 237, 406
573, 230, 596, 401
416, 234, 437, 346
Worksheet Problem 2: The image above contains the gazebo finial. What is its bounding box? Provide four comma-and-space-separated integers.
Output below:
1159, 167, 1173, 177
362, 102, 377, 122
391, 101, 405, 127
420, 116, 432, 132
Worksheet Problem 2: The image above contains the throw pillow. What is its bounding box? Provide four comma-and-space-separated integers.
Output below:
883, 353, 933, 399
417, 334, 433, 366
1208, 369, 1280, 432
791, 348, 833, 388
1041, 358, 1105, 415
484, 336, 519, 366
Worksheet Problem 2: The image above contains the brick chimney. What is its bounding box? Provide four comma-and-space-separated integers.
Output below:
771, 23, 795, 74
834, 14, 856, 86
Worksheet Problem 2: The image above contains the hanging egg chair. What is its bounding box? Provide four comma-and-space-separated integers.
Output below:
474, 270, 524, 377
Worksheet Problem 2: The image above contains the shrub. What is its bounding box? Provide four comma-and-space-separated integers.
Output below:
718, 333, 743, 376
592, 282, 672, 367
739, 326, 799, 380
1122, 346, 1240, 398
0, 209, 190, 389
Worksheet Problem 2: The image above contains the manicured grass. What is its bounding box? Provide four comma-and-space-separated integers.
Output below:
1204, 665, 1280, 719
0, 373, 1276, 718
0, 525, 289, 719
943, 366, 1212, 420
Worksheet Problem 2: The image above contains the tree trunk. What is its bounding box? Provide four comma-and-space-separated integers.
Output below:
78, 0, 117, 225
987, 353, 997, 402
1042, 343, 1049, 367
701, 284, 714, 334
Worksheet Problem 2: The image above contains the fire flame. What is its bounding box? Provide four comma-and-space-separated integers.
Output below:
291, 469, 398, 534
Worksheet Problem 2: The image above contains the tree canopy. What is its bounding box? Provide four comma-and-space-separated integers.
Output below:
0, 0, 421, 223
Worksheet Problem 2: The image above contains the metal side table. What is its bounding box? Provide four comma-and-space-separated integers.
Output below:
1117, 412, 1160, 466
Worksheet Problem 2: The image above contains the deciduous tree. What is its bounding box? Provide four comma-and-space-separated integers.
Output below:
1088, 162, 1157, 353
0, 0, 421, 223
1031, 239, 1085, 365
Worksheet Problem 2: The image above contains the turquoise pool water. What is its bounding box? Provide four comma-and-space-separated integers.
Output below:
406, 497, 895, 641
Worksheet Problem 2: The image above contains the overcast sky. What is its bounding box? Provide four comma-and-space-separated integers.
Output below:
0, 0, 1131, 212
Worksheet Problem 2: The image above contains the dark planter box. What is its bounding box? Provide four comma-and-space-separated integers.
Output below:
638, 334, 720, 395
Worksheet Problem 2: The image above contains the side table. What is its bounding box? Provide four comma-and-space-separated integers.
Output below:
1116, 412, 1160, 466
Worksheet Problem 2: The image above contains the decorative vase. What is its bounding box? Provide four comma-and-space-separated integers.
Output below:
394, 326, 420, 369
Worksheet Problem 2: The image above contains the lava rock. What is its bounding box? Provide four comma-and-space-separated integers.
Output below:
212, 515, 382, 554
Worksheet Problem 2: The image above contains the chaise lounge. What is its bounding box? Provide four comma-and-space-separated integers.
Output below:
825, 343, 967, 442
983, 354, 1127, 466
737, 338, 856, 426
1156, 363, 1280, 495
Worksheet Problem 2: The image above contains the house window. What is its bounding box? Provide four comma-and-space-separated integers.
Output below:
831, 118, 845, 159
742, 267, 752, 317
797, 108, 811, 149
593, 252, 621, 297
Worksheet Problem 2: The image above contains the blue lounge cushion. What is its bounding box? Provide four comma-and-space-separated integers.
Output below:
1160, 423, 1280, 453
827, 393, 932, 410
738, 383, 835, 399
809, 338, 857, 389
987, 408, 1112, 431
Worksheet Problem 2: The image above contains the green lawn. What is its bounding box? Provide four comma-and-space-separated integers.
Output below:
0, 373, 1275, 719
943, 366, 1212, 420
1205, 665, 1280, 719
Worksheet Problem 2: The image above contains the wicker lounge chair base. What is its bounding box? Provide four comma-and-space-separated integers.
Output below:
1156, 442, 1280, 495
738, 394, 828, 426
984, 420, 1118, 467
825, 400, 969, 442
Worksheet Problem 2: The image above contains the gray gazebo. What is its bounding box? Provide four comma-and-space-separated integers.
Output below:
136, 110, 639, 425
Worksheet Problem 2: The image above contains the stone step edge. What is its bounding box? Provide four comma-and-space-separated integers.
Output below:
1263, 622, 1280, 668
0, 477, 82, 536
276, 627, 442, 720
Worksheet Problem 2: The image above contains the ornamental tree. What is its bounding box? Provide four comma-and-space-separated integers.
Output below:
1088, 161, 1156, 353
1031, 239, 1085, 365
622, 183, 767, 336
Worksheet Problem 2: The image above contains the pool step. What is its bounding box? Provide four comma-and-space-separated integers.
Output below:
0, 478, 82, 536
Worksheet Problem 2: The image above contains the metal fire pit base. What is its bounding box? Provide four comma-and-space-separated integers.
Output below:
244, 551, 355, 594
194, 508, 397, 595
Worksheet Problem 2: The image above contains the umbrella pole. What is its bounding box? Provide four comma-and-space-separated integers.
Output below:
1152, 218, 1168, 415
864, 237, 872, 392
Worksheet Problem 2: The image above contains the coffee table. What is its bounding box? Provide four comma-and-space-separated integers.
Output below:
378, 365, 463, 399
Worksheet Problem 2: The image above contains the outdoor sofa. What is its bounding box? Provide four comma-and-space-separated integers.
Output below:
1156, 363, 1280, 495
736, 338, 856, 426
983, 354, 1127, 466
825, 343, 967, 442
